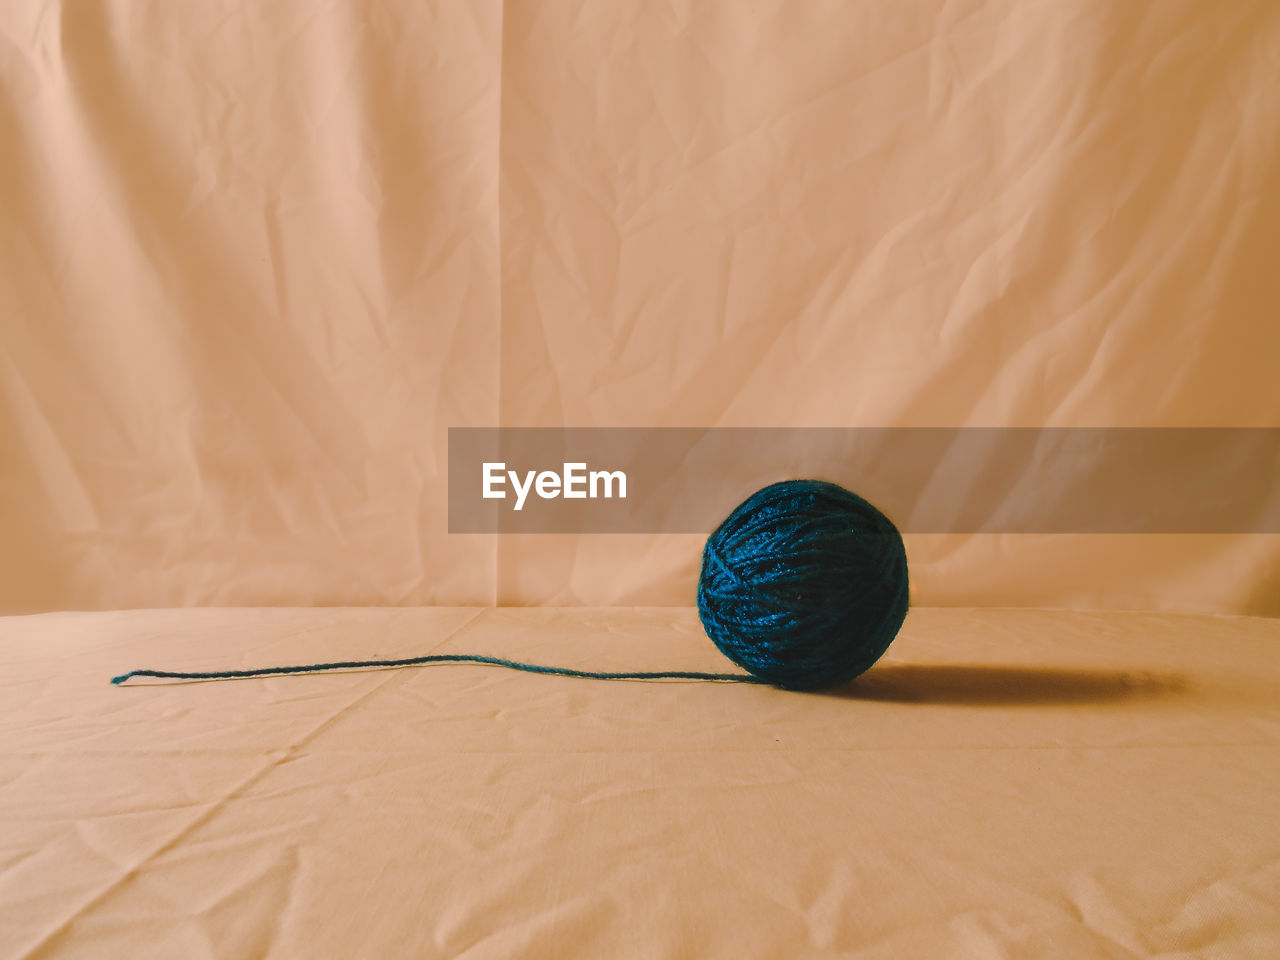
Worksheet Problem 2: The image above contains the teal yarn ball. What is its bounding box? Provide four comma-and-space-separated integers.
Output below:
697, 479, 910, 691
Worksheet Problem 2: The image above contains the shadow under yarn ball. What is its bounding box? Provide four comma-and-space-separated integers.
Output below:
697, 479, 910, 691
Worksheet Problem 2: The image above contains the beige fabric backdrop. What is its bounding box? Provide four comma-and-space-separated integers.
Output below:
1, 0, 1277, 615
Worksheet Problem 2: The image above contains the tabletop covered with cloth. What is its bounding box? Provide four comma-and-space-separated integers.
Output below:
2, 605, 1277, 959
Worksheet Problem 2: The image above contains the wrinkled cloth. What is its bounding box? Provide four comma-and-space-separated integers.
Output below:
2, 606, 1277, 958
3, 2, 1279, 614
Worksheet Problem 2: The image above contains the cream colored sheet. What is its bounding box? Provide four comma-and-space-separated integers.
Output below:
2, 606, 1277, 958
3, 2, 1279, 615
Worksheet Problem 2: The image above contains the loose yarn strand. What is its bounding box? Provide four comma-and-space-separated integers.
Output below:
110, 653, 769, 686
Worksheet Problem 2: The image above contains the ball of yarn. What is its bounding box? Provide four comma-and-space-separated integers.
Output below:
697, 479, 910, 691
